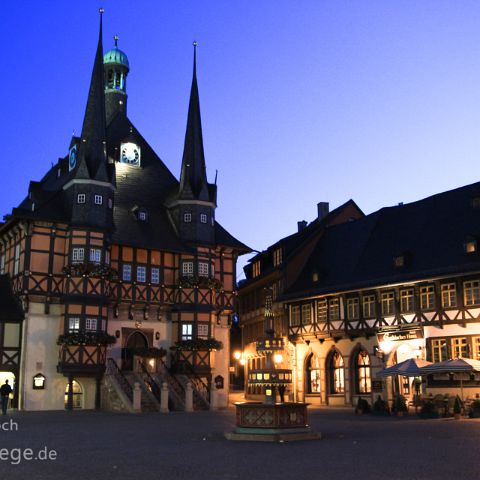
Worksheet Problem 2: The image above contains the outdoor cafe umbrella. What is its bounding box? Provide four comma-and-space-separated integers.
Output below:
377, 358, 432, 378
419, 358, 480, 400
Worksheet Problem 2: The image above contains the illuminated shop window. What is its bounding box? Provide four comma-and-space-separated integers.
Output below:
306, 354, 321, 394
328, 350, 344, 394
355, 351, 371, 394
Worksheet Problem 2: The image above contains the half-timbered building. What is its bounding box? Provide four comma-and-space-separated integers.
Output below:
239, 182, 480, 406
0, 13, 248, 411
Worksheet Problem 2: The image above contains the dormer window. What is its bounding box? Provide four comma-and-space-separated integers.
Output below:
138, 210, 147, 221
472, 197, 480, 209
465, 238, 477, 254
184, 212, 192, 223
94, 195, 103, 205
312, 271, 319, 282
57, 169, 61, 178
77, 194, 86, 204
393, 255, 405, 268
200, 213, 207, 224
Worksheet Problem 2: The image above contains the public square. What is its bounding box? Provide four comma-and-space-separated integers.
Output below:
1, 406, 479, 480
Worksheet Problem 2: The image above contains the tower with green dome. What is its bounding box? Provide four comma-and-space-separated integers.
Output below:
104, 35, 130, 124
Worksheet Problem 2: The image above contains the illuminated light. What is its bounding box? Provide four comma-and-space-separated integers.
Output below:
266, 389, 272, 396
379, 340, 394, 354
239, 358, 246, 366
264, 373, 270, 380
257, 373, 263, 380
274, 354, 283, 364
148, 359, 155, 368
233, 351, 241, 360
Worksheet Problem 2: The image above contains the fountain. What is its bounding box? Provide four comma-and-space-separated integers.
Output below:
226, 293, 320, 442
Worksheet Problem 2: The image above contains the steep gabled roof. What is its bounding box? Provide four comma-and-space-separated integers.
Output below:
284, 181, 480, 299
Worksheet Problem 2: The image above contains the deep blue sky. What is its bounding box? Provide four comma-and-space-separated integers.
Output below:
2, 1, 480, 279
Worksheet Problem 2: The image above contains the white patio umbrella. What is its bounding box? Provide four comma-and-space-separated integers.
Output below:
419, 358, 480, 400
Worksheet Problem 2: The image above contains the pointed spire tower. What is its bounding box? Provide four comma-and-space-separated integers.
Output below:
168, 42, 217, 244
67, 8, 115, 230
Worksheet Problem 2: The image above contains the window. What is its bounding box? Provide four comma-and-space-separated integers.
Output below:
94, 195, 103, 205
441, 283, 457, 308
68, 317, 80, 332
393, 255, 405, 268
464, 280, 480, 306
122, 264, 132, 281
197, 324, 209, 338
77, 194, 86, 204
252, 261, 261, 278
400, 289, 414, 313
137, 266, 146, 282
151, 267, 160, 284
108, 198, 113, 209
465, 239, 477, 253
85, 318, 97, 331
328, 298, 340, 321
0, 254, 4, 274
181, 324, 193, 340
381, 292, 395, 316
452, 337, 468, 358
306, 354, 321, 394
198, 262, 209, 277
89, 248, 101, 264
182, 261, 194, 277
302, 304, 311, 325
432, 339, 447, 363
183, 212, 192, 223
200, 213, 207, 224
13, 245, 20, 275
273, 248, 282, 267
138, 211, 147, 221
420, 286, 435, 310
105, 250, 110, 265
328, 350, 344, 394
473, 337, 480, 361
347, 298, 359, 320
72, 248, 85, 263
355, 351, 371, 394
317, 299, 327, 323
290, 306, 300, 327
363, 295, 375, 318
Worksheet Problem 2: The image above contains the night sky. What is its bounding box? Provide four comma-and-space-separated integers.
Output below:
2, 1, 480, 279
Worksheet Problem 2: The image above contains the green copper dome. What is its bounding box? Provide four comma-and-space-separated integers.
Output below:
104, 46, 129, 69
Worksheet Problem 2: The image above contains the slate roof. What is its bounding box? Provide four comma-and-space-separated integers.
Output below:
0, 275, 24, 322
283, 181, 480, 300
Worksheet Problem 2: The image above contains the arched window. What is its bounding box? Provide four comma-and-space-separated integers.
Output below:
306, 354, 321, 394
328, 350, 344, 394
355, 350, 371, 394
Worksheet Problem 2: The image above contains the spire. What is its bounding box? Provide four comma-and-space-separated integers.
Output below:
78, 8, 108, 181
179, 41, 209, 200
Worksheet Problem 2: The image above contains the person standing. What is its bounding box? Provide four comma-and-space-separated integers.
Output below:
1, 380, 13, 415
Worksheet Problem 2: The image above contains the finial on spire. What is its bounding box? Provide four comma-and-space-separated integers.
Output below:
99, 7, 104, 15
193, 41, 198, 48
114, 35, 119, 47
192, 41, 197, 75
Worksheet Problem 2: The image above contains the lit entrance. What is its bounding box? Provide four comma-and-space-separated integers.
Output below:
64, 380, 83, 409
0, 372, 15, 410
123, 332, 148, 371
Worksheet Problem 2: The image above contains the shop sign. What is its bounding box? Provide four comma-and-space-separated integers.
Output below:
377, 329, 423, 342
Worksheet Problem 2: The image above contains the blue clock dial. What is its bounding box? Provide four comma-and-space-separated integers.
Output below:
69, 145, 77, 171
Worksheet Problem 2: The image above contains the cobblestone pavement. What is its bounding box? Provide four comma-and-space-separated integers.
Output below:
1, 407, 479, 480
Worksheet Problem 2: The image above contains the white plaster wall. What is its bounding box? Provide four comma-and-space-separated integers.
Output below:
211, 318, 230, 407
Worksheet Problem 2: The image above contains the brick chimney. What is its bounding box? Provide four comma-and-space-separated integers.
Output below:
297, 220, 307, 232
317, 202, 329, 220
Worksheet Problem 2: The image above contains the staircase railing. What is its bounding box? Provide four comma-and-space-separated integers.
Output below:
158, 358, 185, 400
138, 360, 162, 404
106, 358, 133, 402
182, 360, 211, 404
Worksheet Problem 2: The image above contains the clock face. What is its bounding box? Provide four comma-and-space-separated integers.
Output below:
120, 142, 141, 166
69, 145, 77, 171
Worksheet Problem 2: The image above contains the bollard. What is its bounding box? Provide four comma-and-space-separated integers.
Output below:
133, 382, 142, 412
161, 382, 169, 413
185, 382, 194, 412
210, 381, 218, 411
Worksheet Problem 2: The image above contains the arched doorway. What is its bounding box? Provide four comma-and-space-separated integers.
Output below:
327, 349, 345, 395
64, 380, 83, 409
123, 332, 148, 370
0, 372, 16, 410
305, 353, 321, 394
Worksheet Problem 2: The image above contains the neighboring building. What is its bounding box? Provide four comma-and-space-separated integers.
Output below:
0, 13, 248, 411
239, 183, 480, 406
237, 200, 364, 399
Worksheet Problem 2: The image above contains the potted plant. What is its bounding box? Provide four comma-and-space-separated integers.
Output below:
419, 399, 439, 419
393, 394, 408, 417
354, 397, 371, 415
453, 395, 462, 419
372, 395, 390, 416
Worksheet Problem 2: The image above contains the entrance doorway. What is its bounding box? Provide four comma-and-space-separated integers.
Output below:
64, 380, 83, 409
123, 332, 148, 370
0, 372, 16, 409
